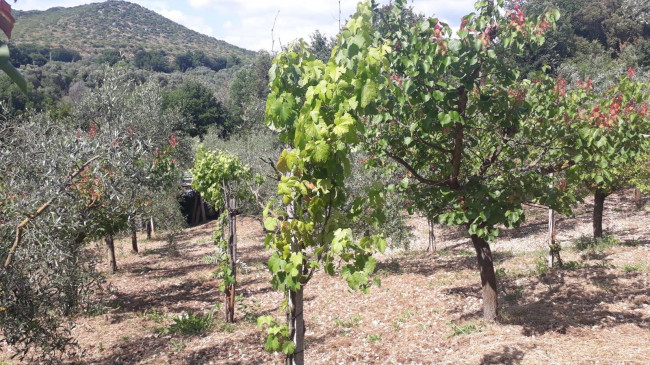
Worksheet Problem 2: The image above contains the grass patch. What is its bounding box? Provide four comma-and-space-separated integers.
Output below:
170, 339, 185, 352
155, 310, 214, 335
495, 267, 507, 278
503, 286, 524, 301
85, 303, 108, 316
367, 334, 382, 342
446, 322, 480, 338
562, 261, 584, 270
333, 314, 361, 328
573, 235, 620, 251
622, 263, 644, 272
457, 249, 474, 257
139, 308, 167, 324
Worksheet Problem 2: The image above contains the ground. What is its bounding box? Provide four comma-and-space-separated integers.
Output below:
2, 189, 649, 364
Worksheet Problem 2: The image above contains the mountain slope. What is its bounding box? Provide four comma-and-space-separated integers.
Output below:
11, 1, 253, 60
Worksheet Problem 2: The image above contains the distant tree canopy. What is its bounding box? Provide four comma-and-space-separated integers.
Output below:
521, 0, 650, 73
95, 49, 123, 66
9, 44, 82, 67
162, 81, 230, 137
133, 49, 172, 73
173, 50, 228, 72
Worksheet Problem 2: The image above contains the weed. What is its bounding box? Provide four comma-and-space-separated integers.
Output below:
457, 249, 474, 257
98, 342, 103, 352
495, 267, 507, 278
562, 261, 583, 270
237, 296, 261, 323
139, 308, 167, 324
108, 300, 122, 309
437, 249, 453, 257
85, 303, 108, 316
170, 339, 185, 352
446, 322, 479, 337
622, 263, 644, 272
367, 334, 382, 342
533, 253, 550, 276
504, 286, 524, 301
121, 335, 130, 342
573, 235, 620, 251
391, 321, 401, 330
131, 267, 152, 274
592, 278, 612, 292
157, 310, 214, 335
333, 314, 361, 328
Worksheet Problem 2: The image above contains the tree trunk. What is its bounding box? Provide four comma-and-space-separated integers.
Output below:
547, 207, 562, 268
286, 286, 305, 365
470, 234, 498, 321
634, 188, 643, 209
285, 199, 305, 365
427, 218, 436, 252
146, 218, 153, 239
130, 217, 138, 253
224, 196, 237, 323
593, 190, 608, 239
105, 234, 117, 274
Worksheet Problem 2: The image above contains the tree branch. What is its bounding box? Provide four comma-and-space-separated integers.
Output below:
385, 149, 450, 187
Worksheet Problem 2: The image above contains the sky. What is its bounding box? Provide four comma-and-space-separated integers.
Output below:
13, 0, 477, 51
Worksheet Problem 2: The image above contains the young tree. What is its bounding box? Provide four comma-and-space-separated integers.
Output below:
259, 3, 388, 363
361, 0, 576, 320
192, 148, 251, 323
564, 71, 650, 238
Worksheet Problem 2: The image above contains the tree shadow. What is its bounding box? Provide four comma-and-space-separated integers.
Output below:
480, 345, 529, 365
376, 250, 477, 276
501, 267, 650, 336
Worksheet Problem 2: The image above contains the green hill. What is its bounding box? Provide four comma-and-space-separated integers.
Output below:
11, 0, 253, 61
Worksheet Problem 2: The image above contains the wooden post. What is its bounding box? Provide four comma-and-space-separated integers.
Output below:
634, 188, 643, 209
427, 217, 436, 252
105, 234, 117, 274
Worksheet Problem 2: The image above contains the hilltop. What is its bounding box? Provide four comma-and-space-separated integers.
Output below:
11, 1, 254, 60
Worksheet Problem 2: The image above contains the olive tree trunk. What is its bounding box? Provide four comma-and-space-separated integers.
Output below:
146, 217, 153, 239
634, 188, 643, 209
105, 234, 117, 274
593, 190, 608, 239
130, 216, 138, 253
470, 234, 498, 321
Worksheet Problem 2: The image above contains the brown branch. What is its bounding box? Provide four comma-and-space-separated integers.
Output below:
3, 155, 100, 269
414, 135, 454, 154
260, 156, 281, 181
477, 144, 503, 176
385, 149, 450, 187
450, 87, 468, 189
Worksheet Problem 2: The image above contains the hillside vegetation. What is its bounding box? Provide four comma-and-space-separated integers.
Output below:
11, 1, 254, 59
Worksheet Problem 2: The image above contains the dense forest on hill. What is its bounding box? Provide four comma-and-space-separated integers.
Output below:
1, 0, 649, 363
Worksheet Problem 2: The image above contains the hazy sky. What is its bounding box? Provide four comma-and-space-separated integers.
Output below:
13, 0, 476, 51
